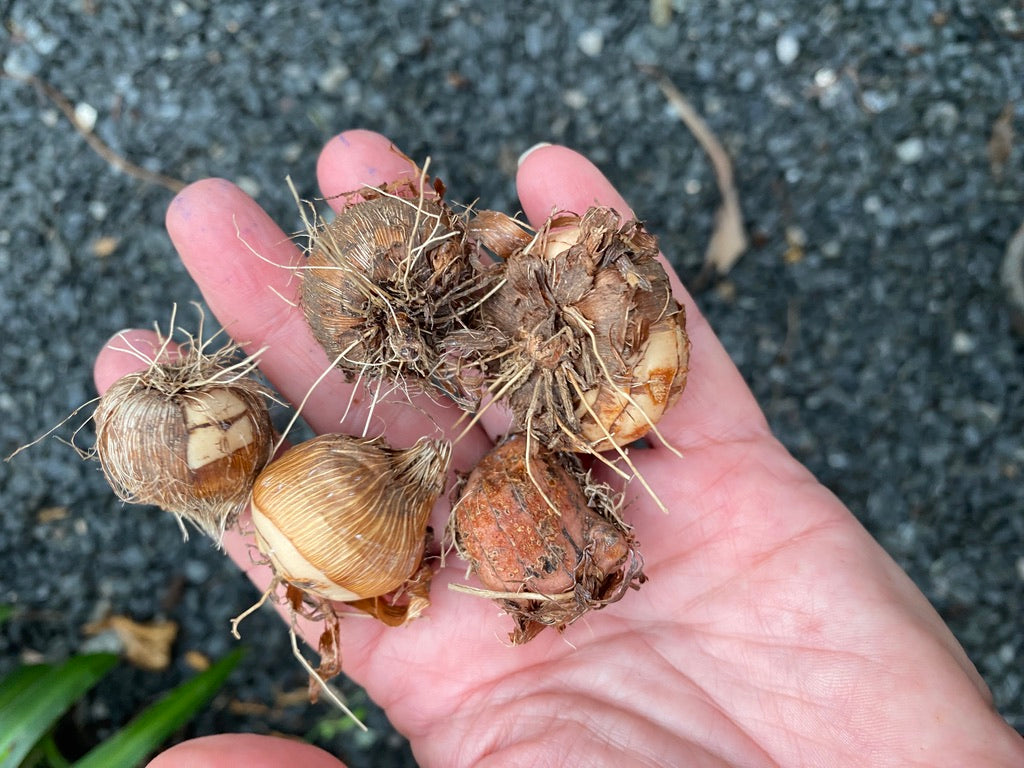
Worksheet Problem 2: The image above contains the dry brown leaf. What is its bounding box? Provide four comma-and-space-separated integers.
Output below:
275, 687, 315, 708
714, 279, 737, 304
228, 699, 273, 716
988, 103, 1015, 181
650, 0, 672, 27
91, 235, 120, 258
643, 67, 748, 277
83, 615, 178, 671
36, 505, 69, 523
184, 649, 211, 671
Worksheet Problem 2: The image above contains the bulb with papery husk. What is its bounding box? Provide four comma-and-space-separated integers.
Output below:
92, 338, 274, 541
299, 179, 490, 408
463, 206, 690, 453
249, 433, 451, 625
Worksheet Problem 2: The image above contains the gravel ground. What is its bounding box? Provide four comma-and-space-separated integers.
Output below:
2, 1, 1022, 765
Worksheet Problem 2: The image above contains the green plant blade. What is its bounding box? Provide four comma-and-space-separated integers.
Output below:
72, 647, 245, 768
0, 665, 50, 714
0, 605, 15, 624
0, 653, 119, 768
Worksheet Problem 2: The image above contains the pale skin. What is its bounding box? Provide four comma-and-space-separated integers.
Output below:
90, 130, 1023, 767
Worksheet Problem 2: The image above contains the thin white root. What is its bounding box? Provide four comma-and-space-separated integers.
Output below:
567, 304, 684, 460
288, 626, 367, 732
230, 583, 274, 640
4, 395, 100, 461
569, 376, 669, 514
272, 341, 361, 455
447, 582, 573, 603
453, 363, 532, 445
524, 420, 561, 518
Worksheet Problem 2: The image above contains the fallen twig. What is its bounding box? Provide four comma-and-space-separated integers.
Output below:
650, 0, 672, 27
640, 65, 748, 288
988, 103, 1015, 181
3, 68, 187, 193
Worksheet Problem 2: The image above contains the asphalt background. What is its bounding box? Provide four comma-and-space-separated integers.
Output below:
1, 1, 1022, 765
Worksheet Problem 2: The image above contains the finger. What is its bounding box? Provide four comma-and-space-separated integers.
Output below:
93, 329, 170, 393
165, 164, 490, 472
316, 128, 422, 204
515, 144, 770, 451
146, 734, 345, 768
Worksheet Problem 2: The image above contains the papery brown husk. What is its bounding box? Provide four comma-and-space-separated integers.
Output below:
250, 433, 449, 610
462, 205, 690, 452
93, 341, 274, 540
300, 181, 494, 407
452, 435, 645, 644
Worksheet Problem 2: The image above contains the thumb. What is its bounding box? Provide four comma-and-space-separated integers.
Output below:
146, 734, 346, 768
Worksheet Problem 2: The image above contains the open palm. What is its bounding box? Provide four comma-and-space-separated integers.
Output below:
94, 131, 1021, 767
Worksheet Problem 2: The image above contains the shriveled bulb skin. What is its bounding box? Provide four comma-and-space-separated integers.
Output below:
93, 366, 274, 539
453, 435, 644, 643
300, 192, 486, 404
250, 434, 451, 605
470, 206, 690, 452
456, 440, 594, 597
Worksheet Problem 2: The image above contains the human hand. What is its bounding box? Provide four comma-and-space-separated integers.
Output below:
93, 130, 1023, 767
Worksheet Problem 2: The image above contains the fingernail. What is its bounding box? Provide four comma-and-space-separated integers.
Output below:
518, 142, 552, 168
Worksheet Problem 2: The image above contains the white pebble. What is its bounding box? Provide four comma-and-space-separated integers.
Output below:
236, 175, 262, 199
577, 28, 604, 57
776, 32, 800, 65
317, 63, 350, 93
997, 8, 1024, 35
814, 67, 837, 88
4, 48, 40, 79
952, 330, 976, 355
88, 201, 108, 221
827, 451, 849, 469
998, 643, 1015, 665
896, 136, 925, 164
74, 102, 98, 132
861, 89, 897, 113
563, 88, 588, 110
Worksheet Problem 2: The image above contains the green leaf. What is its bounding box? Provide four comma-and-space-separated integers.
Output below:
0, 653, 119, 768
72, 647, 244, 768
0, 605, 15, 625
0, 665, 50, 714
